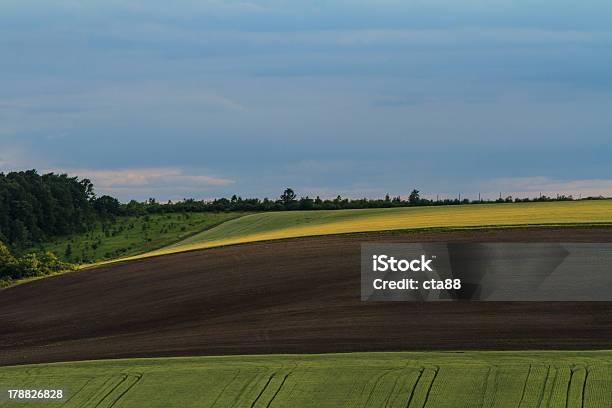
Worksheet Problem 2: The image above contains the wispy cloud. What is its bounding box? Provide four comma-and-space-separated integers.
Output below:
44, 167, 235, 200
0, 147, 36, 172
482, 176, 612, 198
0, 85, 245, 137
210, 28, 612, 48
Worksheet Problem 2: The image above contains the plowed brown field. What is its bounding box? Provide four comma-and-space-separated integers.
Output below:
1, 227, 611, 366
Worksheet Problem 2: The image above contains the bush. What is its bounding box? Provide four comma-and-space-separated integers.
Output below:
0, 241, 76, 283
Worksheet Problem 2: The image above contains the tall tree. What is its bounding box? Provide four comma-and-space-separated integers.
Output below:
409, 189, 420, 204
280, 188, 297, 205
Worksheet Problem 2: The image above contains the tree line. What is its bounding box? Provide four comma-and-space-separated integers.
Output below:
120, 187, 582, 216
0, 170, 599, 250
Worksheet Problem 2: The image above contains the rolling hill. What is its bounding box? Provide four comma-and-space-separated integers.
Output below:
133, 200, 612, 260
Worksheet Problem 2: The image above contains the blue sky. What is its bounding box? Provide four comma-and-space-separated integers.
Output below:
1, 1, 611, 201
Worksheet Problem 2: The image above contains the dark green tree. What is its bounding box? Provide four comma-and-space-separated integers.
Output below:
64, 243, 73, 259
280, 188, 297, 205
409, 189, 420, 204
93, 195, 121, 215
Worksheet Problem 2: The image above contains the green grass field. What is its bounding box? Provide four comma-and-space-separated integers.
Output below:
35, 212, 246, 263
133, 200, 612, 260
1, 351, 610, 407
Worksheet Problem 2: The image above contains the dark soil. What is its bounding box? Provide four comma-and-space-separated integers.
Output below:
1, 226, 611, 366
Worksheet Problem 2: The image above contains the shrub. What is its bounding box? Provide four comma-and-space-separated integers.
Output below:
0, 241, 76, 283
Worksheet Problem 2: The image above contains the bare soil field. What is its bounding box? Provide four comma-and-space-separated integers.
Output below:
1, 226, 611, 366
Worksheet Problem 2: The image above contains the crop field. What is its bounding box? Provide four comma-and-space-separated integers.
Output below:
3, 227, 612, 366
136, 200, 612, 260
35, 212, 246, 263
1, 351, 611, 407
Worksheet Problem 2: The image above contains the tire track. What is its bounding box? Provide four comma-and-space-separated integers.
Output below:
106, 374, 143, 408
265, 371, 292, 408
407, 366, 438, 408
517, 365, 532, 408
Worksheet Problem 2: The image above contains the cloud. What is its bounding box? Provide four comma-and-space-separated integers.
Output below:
44, 167, 235, 200
70, 26, 612, 57
482, 176, 612, 198
0, 147, 37, 172
0, 84, 246, 140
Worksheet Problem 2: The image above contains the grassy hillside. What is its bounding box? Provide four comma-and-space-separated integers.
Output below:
1, 351, 610, 407
134, 200, 612, 260
35, 212, 247, 263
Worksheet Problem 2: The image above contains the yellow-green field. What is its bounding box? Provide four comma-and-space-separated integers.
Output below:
1, 351, 611, 407
130, 200, 612, 260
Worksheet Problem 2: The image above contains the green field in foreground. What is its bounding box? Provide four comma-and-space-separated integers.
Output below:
36, 212, 246, 263
134, 200, 612, 260
0, 351, 610, 407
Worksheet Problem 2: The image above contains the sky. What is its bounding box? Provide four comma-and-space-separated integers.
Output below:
1, 0, 611, 201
